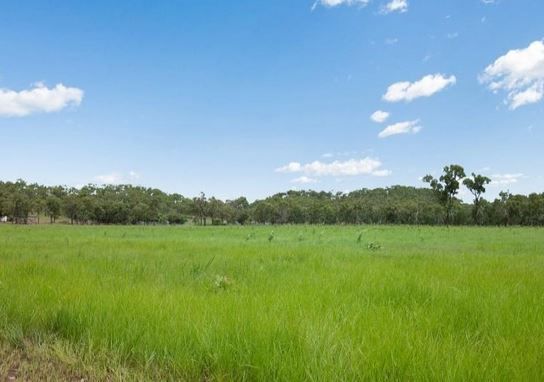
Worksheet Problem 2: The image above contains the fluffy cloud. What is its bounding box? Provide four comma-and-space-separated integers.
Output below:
0, 82, 83, 117
314, 0, 369, 8
94, 171, 140, 185
378, 120, 422, 138
276, 157, 390, 177
383, 74, 456, 102
370, 110, 390, 123
490, 173, 523, 185
481, 40, 544, 109
382, 0, 408, 14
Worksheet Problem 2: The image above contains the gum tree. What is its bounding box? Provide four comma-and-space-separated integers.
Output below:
463, 173, 491, 225
423, 164, 466, 225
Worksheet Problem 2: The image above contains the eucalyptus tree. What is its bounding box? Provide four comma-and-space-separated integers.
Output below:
45, 195, 62, 223
463, 173, 491, 225
423, 164, 466, 225
193, 192, 208, 225
63, 188, 81, 225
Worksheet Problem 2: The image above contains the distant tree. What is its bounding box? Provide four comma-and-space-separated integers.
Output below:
489, 191, 510, 226
208, 197, 225, 225
30, 184, 47, 224
423, 164, 466, 225
227, 197, 250, 224
526, 193, 544, 226
6, 180, 32, 224
45, 195, 62, 223
1, 174, 544, 227
193, 192, 208, 225
463, 173, 491, 225
63, 190, 80, 225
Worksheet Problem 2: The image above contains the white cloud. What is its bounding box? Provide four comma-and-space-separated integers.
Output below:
490, 173, 524, 186
291, 176, 319, 184
378, 120, 422, 138
276, 162, 302, 173
382, 0, 408, 14
312, 0, 369, 9
94, 171, 140, 185
509, 84, 543, 109
370, 110, 390, 123
276, 157, 390, 177
383, 74, 456, 102
481, 40, 544, 109
0, 82, 83, 117
371, 169, 392, 177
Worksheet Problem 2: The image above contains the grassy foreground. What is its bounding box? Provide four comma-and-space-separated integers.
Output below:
0, 225, 543, 381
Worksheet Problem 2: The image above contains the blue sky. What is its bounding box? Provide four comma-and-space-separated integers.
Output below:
1, 0, 543, 201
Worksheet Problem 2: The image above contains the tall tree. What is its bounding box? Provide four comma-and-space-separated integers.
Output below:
423, 164, 466, 225
193, 192, 208, 225
45, 195, 62, 223
463, 173, 491, 225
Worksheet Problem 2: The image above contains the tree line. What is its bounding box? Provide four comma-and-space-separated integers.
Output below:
1, 165, 543, 226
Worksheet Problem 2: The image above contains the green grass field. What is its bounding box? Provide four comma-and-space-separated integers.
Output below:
1, 225, 543, 381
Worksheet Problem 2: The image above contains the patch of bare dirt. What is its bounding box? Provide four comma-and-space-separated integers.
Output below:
0, 341, 88, 382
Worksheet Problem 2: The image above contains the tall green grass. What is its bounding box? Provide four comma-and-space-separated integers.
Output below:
1, 225, 543, 380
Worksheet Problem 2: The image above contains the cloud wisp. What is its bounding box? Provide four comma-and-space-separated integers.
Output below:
312, 0, 369, 10
378, 120, 422, 138
383, 74, 456, 102
291, 176, 319, 184
94, 171, 141, 185
276, 157, 391, 180
490, 173, 524, 186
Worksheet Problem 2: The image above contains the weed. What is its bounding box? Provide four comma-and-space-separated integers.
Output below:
213, 275, 232, 291
367, 242, 382, 251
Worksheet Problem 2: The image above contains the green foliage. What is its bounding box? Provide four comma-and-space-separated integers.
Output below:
423, 164, 466, 225
463, 173, 492, 225
1, 173, 544, 226
45, 195, 62, 223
